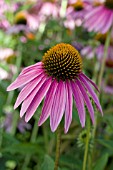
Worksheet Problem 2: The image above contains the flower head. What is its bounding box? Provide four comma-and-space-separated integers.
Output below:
3, 112, 31, 133
7, 43, 103, 133
84, 0, 113, 33
81, 33, 113, 65
103, 74, 113, 94
65, 0, 91, 28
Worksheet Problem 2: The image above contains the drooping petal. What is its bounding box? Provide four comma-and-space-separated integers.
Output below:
20, 62, 42, 75
7, 68, 43, 91
94, 10, 111, 33
65, 81, 73, 134
14, 73, 45, 109
25, 77, 52, 122
79, 73, 99, 92
101, 12, 113, 34
85, 9, 104, 31
20, 76, 47, 117
85, 6, 103, 20
79, 75, 103, 115
89, 9, 107, 32
38, 80, 58, 126
50, 81, 66, 132
71, 81, 85, 127
76, 79, 95, 124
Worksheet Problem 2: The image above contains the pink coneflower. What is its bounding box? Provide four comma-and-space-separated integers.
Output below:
81, 33, 113, 65
65, 0, 91, 28
0, 19, 10, 30
7, 43, 103, 133
3, 112, 31, 133
14, 10, 40, 31
102, 74, 113, 94
39, 1, 59, 19
84, 0, 113, 33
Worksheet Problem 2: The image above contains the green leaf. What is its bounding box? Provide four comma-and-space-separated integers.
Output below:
97, 139, 113, 150
2, 142, 44, 155
93, 153, 108, 170
0, 157, 6, 170
41, 155, 60, 170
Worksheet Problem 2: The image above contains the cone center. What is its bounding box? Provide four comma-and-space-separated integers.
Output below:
71, 0, 84, 11
105, 0, 113, 9
42, 43, 82, 81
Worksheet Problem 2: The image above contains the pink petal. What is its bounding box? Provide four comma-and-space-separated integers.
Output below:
50, 81, 66, 132
65, 81, 73, 134
7, 68, 43, 91
71, 81, 85, 127
85, 6, 103, 19
94, 10, 110, 32
14, 73, 45, 109
38, 80, 58, 126
76, 79, 95, 124
79, 75, 103, 115
89, 9, 107, 32
20, 76, 47, 117
20, 62, 42, 75
79, 73, 99, 92
25, 77, 52, 122
84, 9, 104, 30
101, 12, 113, 33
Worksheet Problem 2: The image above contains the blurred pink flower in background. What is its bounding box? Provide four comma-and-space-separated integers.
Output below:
81, 33, 113, 65
102, 74, 113, 94
39, 1, 60, 19
2, 112, 31, 133
0, 19, 10, 31
0, 48, 16, 80
65, 0, 91, 29
7, 43, 103, 133
14, 10, 40, 31
0, 48, 15, 61
84, 0, 113, 33
13, 0, 60, 31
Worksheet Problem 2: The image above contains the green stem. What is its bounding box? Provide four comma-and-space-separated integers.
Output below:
82, 116, 90, 170
6, 49, 22, 105
0, 121, 3, 156
10, 112, 19, 135
21, 117, 39, 170
42, 124, 49, 153
54, 126, 61, 170
5, 42, 22, 136
91, 28, 112, 164
97, 30, 112, 91
60, 0, 68, 18
94, 29, 111, 133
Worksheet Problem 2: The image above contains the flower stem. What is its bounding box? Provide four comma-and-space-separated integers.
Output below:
82, 116, 90, 170
6, 42, 22, 136
97, 29, 112, 91
91, 28, 112, 164
21, 117, 39, 170
60, 0, 68, 18
6, 47, 22, 105
54, 126, 61, 170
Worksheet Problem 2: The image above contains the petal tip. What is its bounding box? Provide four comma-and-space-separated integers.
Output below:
25, 117, 29, 122
14, 103, 18, 110
20, 114, 23, 118
81, 122, 85, 128
38, 121, 42, 126
7, 86, 11, 91
50, 125, 56, 133
64, 128, 68, 134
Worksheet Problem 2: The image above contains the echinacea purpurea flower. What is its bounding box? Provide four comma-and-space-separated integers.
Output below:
7, 43, 103, 133
84, 0, 113, 33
